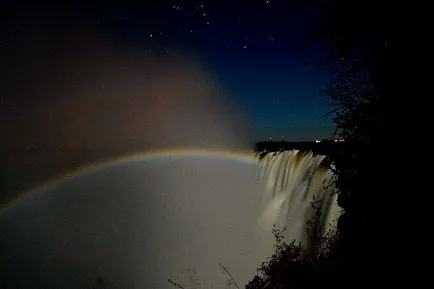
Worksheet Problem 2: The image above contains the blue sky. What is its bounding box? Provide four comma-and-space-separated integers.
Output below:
2, 0, 336, 141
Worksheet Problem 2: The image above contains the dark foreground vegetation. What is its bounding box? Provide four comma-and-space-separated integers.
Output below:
246, 0, 388, 288
2, 0, 388, 287
170, 2, 388, 288
100, 1, 389, 287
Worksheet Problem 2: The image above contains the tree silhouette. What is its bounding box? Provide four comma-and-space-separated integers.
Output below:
296, 0, 387, 143
246, 224, 338, 289
248, 0, 389, 288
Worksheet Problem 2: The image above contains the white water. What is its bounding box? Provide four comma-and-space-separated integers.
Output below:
258, 150, 341, 246
0, 150, 341, 289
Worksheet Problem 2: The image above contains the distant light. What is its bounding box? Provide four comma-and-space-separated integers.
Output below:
315, 140, 321, 143
149, 34, 153, 38
243, 45, 247, 49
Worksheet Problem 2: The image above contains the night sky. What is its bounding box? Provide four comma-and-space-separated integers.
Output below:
97, 0, 334, 141
1, 2, 341, 286
2, 0, 334, 143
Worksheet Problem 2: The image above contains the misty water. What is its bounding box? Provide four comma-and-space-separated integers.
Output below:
0, 150, 341, 288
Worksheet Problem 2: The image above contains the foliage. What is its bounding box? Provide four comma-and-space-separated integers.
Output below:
76, 2, 390, 288
246, 0, 391, 275
297, 0, 387, 143
246, 225, 338, 289
168, 277, 188, 289
320, 53, 380, 140
168, 264, 240, 289
294, 1, 388, 288
168, 268, 203, 289
246, 185, 340, 289
218, 263, 240, 289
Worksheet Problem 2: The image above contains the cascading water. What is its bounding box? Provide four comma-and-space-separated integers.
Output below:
258, 150, 342, 247
0, 149, 342, 288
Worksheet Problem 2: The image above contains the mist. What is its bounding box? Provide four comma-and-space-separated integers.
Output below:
1, 15, 253, 203
0, 13, 262, 288
1, 33, 252, 152
0, 156, 269, 288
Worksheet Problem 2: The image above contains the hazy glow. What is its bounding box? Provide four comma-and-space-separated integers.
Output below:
0, 150, 340, 288
0, 33, 252, 205
0, 31, 340, 289
1, 32, 252, 157
0, 149, 256, 215
0, 156, 265, 288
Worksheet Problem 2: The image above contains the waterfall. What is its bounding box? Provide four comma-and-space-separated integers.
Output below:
0, 149, 344, 288
258, 150, 342, 246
